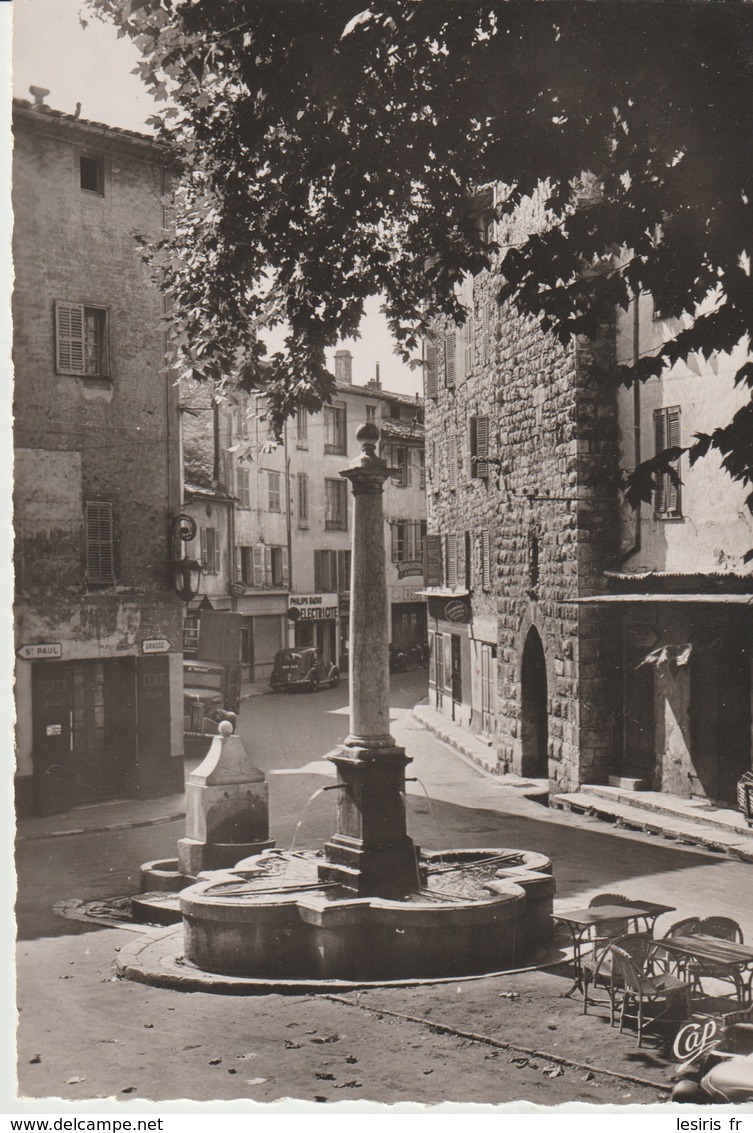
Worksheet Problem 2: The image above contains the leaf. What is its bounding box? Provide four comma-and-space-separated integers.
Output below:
544, 1065, 564, 1078
66, 1077, 86, 1085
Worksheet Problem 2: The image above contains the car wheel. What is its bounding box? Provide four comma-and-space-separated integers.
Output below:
308, 673, 319, 692
330, 669, 340, 688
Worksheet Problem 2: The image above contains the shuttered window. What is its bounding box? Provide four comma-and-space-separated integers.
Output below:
85, 501, 115, 584
55, 301, 108, 376
252, 544, 265, 587
314, 549, 351, 592
469, 415, 490, 479
444, 329, 456, 389
324, 402, 347, 454
297, 472, 309, 525
296, 408, 309, 447
424, 533, 443, 587
425, 337, 439, 399
480, 298, 492, 367
200, 527, 220, 574
237, 468, 251, 508
481, 529, 492, 592
448, 436, 458, 491
445, 534, 458, 589
654, 407, 682, 518
325, 478, 348, 529
268, 471, 281, 512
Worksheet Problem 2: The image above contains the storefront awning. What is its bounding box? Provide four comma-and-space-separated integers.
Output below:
565, 594, 753, 605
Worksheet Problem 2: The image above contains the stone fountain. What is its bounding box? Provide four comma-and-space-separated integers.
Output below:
125, 423, 555, 987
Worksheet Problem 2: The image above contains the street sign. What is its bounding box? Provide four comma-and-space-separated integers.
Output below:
16, 643, 62, 660
141, 638, 171, 654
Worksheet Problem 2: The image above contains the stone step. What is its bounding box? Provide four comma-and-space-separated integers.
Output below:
575, 784, 752, 837
551, 791, 753, 863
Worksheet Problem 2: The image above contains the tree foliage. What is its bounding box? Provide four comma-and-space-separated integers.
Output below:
89, 0, 753, 505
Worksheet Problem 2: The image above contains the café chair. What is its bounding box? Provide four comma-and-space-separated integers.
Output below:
610, 944, 692, 1047
652, 917, 703, 985
582, 931, 653, 1019
695, 917, 747, 1002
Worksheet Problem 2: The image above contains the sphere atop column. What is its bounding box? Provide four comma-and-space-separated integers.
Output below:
356, 421, 380, 450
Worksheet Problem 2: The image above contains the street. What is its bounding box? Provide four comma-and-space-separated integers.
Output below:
14, 672, 753, 1107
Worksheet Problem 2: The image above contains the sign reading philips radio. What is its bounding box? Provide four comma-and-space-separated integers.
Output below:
288, 594, 338, 621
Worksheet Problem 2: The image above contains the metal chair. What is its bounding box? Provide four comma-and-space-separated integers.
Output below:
610, 944, 692, 1047
582, 932, 653, 1019
653, 917, 703, 986
589, 892, 655, 934
695, 917, 747, 1002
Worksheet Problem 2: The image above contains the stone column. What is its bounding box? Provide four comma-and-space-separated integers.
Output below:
318, 423, 419, 898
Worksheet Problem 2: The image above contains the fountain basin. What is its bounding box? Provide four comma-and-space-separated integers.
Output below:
180, 848, 554, 981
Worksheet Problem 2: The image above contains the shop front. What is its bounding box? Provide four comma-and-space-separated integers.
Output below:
235, 593, 288, 685
288, 593, 340, 667
427, 596, 472, 728
390, 584, 428, 647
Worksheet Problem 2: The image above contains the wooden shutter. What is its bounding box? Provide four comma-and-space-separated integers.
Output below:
425, 338, 439, 398
464, 531, 472, 589
481, 298, 491, 366
200, 527, 208, 568
264, 545, 273, 586
314, 551, 323, 593
464, 314, 475, 376
654, 409, 668, 514
446, 534, 458, 589
56, 301, 86, 375
235, 546, 243, 582
466, 418, 475, 478
85, 501, 114, 583
444, 329, 456, 388
667, 407, 681, 516
481, 529, 491, 591
425, 534, 443, 587
476, 416, 490, 479
252, 544, 264, 587
391, 522, 399, 562
281, 546, 290, 587
448, 436, 458, 490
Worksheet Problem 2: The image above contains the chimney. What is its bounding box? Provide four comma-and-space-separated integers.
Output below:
335, 349, 353, 385
29, 86, 50, 110
373, 362, 381, 390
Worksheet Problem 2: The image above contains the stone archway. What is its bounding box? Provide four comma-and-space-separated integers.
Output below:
521, 626, 548, 778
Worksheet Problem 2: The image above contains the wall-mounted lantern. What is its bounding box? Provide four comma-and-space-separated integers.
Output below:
170, 514, 202, 603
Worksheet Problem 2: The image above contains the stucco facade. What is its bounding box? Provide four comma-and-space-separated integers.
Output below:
424, 187, 752, 805
13, 99, 184, 815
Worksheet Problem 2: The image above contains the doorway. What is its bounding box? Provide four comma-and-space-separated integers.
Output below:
521, 627, 548, 777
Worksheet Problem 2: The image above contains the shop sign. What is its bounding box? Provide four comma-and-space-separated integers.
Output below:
229, 581, 247, 598
142, 638, 171, 654
288, 594, 338, 621
396, 560, 423, 579
16, 643, 62, 660
444, 599, 470, 624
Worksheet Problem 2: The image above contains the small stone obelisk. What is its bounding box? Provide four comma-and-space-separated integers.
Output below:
318, 422, 419, 897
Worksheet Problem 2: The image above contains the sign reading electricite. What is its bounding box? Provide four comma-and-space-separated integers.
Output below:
288, 595, 338, 621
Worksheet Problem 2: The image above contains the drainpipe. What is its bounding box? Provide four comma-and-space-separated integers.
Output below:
283, 420, 293, 593
620, 291, 642, 563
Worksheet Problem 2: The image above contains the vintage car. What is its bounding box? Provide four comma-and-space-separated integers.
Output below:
269, 647, 340, 693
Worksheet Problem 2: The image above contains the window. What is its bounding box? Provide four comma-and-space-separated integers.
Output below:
55, 301, 108, 377
237, 468, 251, 508
444, 329, 456, 388
390, 403, 401, 420
391, 520, 426, 563
448, 436, 458, 491
424, 533, 443, 587
366, 405, 377, 422
324, 401, 347, 454
481, 529, 492, 592
296, 408, 308, 448
79, 154, 104, 195
391, 446, 409, 487
238, 544, 288, 588
297, 472, 309, 525
314, 549, 351, 592
235, 398, 249, 438
654, 407, 682, 518
325, 478, 348, 529
268, 471, 281, 512
425, 337, 439, 399
200, 527, 220, 574
468, 415, 490, 479
85, 500, 115, 584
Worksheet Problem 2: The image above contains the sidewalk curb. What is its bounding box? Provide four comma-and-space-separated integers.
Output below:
16, 809, 186, 843
411, 706, 499, 777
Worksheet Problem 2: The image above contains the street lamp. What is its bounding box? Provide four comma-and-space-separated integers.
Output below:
170, 514, 202, 603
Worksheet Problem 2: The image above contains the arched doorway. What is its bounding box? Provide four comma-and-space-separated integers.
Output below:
521, 627, 548, 778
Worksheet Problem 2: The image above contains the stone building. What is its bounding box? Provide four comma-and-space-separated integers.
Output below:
13, 94, 184, 815
423, 187, 752, 805
180, 351, 426, 685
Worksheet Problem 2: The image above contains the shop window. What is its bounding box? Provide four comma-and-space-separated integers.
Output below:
325, 478, 348, 529
55, 301, 109, 377
85, 500, 115, 585
654, 406, 683, 518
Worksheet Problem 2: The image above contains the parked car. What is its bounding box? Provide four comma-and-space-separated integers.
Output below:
269, 647, 340, 693
183, 659, 238, 751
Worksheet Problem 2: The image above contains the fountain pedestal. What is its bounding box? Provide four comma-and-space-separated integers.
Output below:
318, 422, 418, 898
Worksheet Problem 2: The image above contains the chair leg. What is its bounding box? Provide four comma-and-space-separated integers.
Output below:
583, 974, 590, 1015
619, 994, 628, 1035
637, 998, 644, 1048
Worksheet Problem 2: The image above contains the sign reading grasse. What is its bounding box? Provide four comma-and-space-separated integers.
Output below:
141, 639, 171, 654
